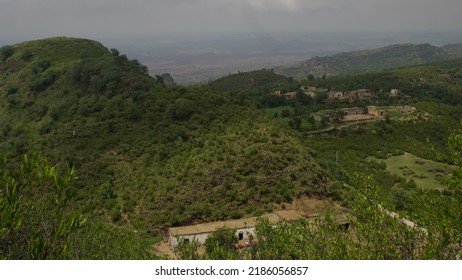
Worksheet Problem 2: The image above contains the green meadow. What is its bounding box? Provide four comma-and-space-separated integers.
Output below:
372, 153, 452, 190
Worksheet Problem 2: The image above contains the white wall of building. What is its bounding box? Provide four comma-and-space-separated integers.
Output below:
169, 226, 257, 249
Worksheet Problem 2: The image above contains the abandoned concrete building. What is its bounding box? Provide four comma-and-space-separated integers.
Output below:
344, 89, 374, 100
327, 90, 344, 100
304, 91, 316, 98
167, 210, 304, 249
284, 92, 297, 99
390, 89, 401, 97
344, 107, 367, 116
167, 210, 351, 250
367, 106, 385, 117
323, 89, 375, 102
397, 105, 417, 114
313, 106, 385, 122
313, 107, 367, 121
302, 86, 317, 92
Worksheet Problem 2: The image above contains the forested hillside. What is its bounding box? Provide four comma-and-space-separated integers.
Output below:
277, 43, 459, 80
0, 37, 328, 258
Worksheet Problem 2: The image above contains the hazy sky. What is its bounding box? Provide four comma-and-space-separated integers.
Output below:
1, 0, 461, 42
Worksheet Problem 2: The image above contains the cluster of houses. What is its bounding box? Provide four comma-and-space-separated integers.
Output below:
274, 87, 407, 102
271, 86, 416, 123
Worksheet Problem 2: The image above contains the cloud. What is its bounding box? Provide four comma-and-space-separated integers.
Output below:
1, 0, 461, 41
246, 0, 300, 12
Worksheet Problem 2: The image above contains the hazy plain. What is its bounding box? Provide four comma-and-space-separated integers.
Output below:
103, 31, 462, 84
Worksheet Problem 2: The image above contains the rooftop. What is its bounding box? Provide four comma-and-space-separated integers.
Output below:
169, 210, 302, 236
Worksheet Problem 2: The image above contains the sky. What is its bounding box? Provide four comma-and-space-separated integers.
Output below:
1, 0, 462, 43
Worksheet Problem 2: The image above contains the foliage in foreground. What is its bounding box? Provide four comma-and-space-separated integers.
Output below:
0, 153, 84, 259
0, 153, 155, 259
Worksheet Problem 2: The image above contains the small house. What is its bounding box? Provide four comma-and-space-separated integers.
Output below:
284, 92, 297, 99
367, 106, 385, 117
390, 89, 401, 97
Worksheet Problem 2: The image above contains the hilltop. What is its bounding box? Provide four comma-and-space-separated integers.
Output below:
0, 37, 328, 239
276, 43, 459, 80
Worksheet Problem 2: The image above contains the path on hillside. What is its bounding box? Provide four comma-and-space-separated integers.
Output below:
306, 119, 378, 135
378, 204, 424, 230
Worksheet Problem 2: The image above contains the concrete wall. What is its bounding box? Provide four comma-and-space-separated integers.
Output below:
169, 226, 257, 249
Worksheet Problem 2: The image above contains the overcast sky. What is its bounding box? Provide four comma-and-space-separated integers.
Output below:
1, 0, 462, 42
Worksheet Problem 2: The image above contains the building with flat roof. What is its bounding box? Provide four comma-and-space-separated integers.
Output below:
167, 210, 303, 249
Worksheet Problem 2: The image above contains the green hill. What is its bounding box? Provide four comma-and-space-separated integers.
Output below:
210, 69, 292, 92
277, 43, 458, 80
442, 43, 462, 57
0, 38, 328, 241
209, 69, 300, 108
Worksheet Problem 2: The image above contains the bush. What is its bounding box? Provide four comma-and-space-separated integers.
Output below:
5, 86, 18, 96
29, 73, 56, 92
204, 227, 238, 260
111, 209, 122, 222
170, 98, 195, 120
1, 45, 14, 61
21, 50, 34, 62
39, 122, 53, 135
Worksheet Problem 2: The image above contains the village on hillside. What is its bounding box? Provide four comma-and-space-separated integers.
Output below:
272, 86, 416, 124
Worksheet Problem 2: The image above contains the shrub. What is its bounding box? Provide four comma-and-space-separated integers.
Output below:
21, 50, 34, 61
1, 45, 14, 61
29, 73, 56, 91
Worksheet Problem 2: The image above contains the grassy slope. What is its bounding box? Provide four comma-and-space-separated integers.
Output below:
278, 43, 457, 80
0, 37, 328, 234
370, 153, 451, 190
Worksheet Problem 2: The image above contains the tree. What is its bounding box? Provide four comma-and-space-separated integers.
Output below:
204, 227, 238, 260
110, 48, 119, 56
308, 115, 316, 129
289, 117, 302, 130
333, 109, 345, 123
174, 238, 201, 260
410, 122, 462, 259
170, 98, 195, 120
321, 117, 328, 128
0, 154, 85, 259
281, 109, 291, 118
1, 45, 14, 61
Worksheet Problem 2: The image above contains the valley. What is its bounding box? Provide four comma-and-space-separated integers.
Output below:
1, 37, 462, 260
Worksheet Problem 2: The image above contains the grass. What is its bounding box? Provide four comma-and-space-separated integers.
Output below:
372, 152, 452, 190
265, 105, 322, 130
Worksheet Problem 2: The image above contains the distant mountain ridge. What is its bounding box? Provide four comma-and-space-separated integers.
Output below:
441, 43, 462, 56
276, 43, 461, 80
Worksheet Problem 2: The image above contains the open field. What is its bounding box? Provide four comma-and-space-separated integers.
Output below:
265, 106, 322, 130
371, 153, 452, 190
